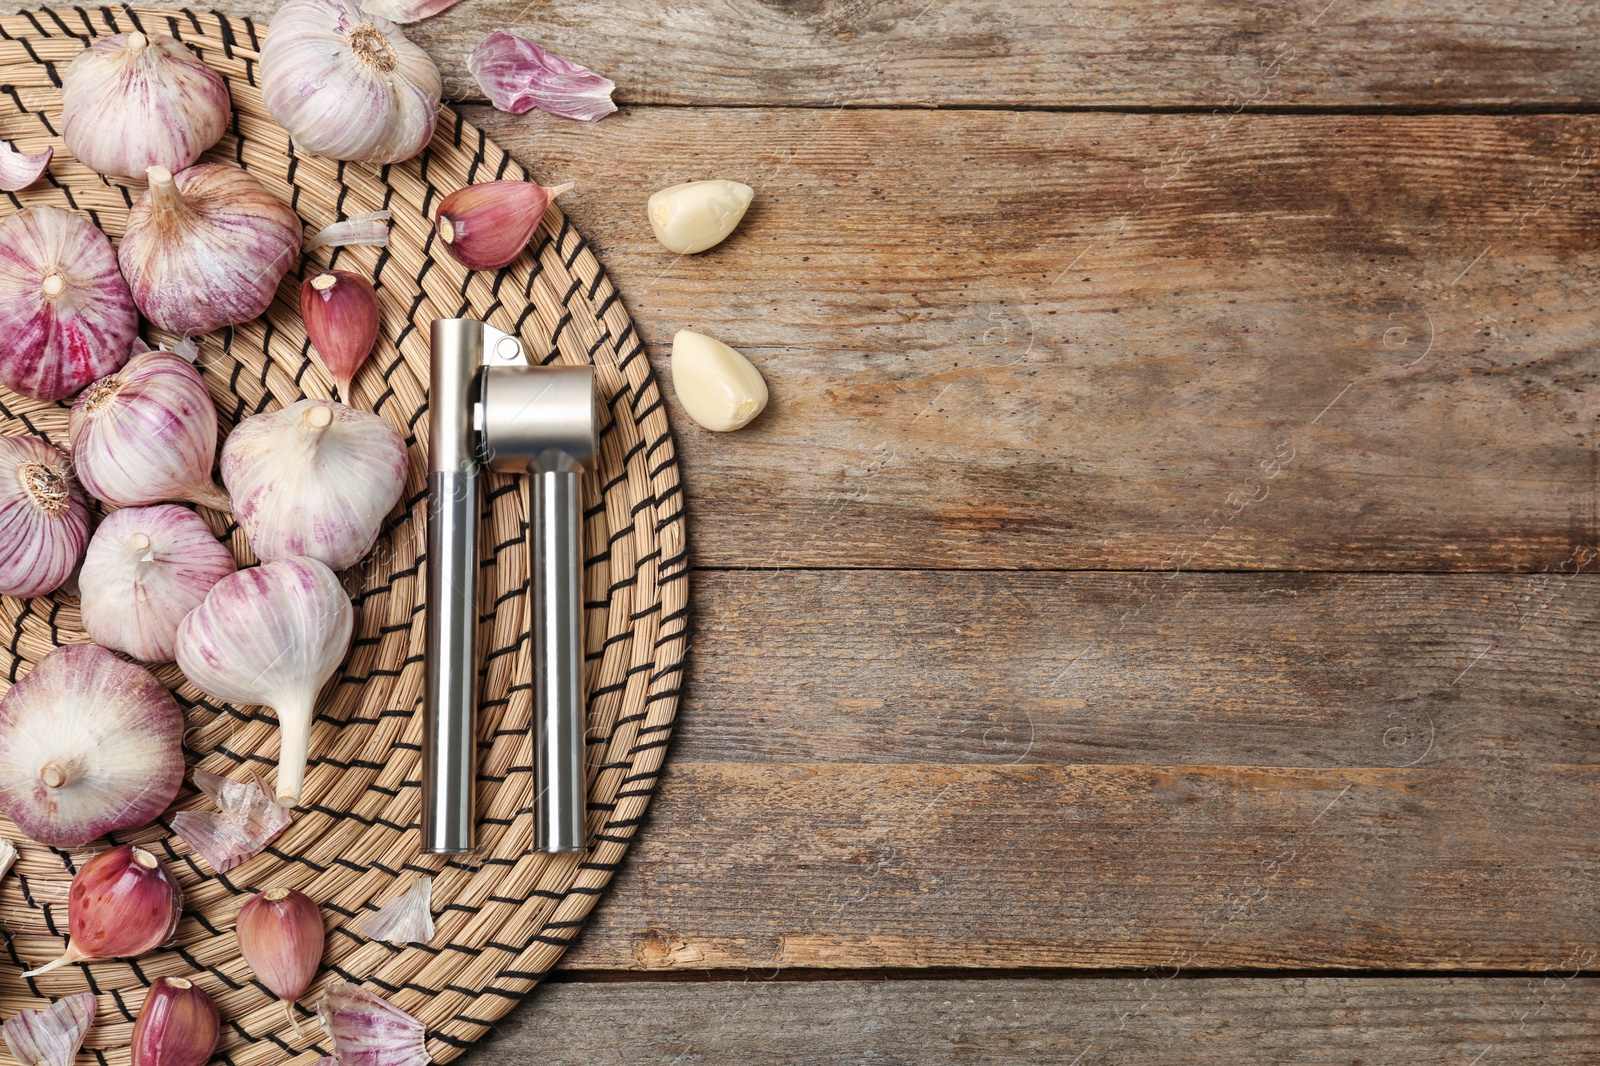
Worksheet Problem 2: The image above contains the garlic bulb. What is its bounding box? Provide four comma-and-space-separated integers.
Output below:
3, 992, 95, 1066
62, 32, 230, 179
119, 163, 302, 335
69, 351, 230, 511
648, 180, 754, 255
669, 329, 769, 431
435, 180, 572, 271
79, 505, 237, 662
300, 271, 379, 401
0, 644, 186, 846
0, 435, 90, 598
175, 556, 354, 806
261, 0, 442, 165
0, 205, 138, 401
221, 400, 407, 571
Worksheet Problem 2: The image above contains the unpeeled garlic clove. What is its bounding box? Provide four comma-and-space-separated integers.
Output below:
669, 329, 769, 432
648, 179, 753, 255
130, 977, 219, 1066
435, 180, 573, 271
300, 271, 380, 401
236, 887, 324, 1032
23, 845, 183, 977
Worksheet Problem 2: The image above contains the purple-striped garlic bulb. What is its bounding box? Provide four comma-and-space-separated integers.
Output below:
0, 434, 90, 598
0, 205, 138, 402
69, 350, 230, 511
119, 163, 301, 335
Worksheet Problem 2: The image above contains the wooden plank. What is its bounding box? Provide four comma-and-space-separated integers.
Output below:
218, 0, 1600, 109
464, 976, 1600, 1065
550, 570, 1599, 971
468, 107, 1600, 570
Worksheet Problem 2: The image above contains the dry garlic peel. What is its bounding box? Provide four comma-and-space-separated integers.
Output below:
670, 329, 769, 432
62, 31, 230, 179
176, 556, 354, 807
170, 768, 292, 873
222, 400, 407, 571
262, 0, 442, 165
79, 505, 237, 663
316, 982, 428, 1066
0, 644, 186, 846
0, 435, 90, 598
0, 141, 51, 192
3, 992, 95, 1066
352, 876, 434, 944
648, 179, 753, 255
0, 205, 138, 402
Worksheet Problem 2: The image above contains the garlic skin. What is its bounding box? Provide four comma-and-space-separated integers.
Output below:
315, 982, 428, 1066
222, 400, 407, 571
0, 644, 186, 847
79, 505, 236, 662
62, 32, 230, 179
352, 875, 433, 944
130, 977, 219, 1066
119, 163, 302, 335
0, 205, 138, 401
170, 768, 291, 872
69, 351, 230, 511
669, 330, 769, 432
23, 844, 184, 977
0, 435, 90, 598
0, 141, 52, 192
648, 180, 754, 255
435, 180, 573, 271
3, 992, 96, 1066
261, 0, 442, 165
237, 887, 324, 1031
175, 556, 354, 806
300, 271, 380, 401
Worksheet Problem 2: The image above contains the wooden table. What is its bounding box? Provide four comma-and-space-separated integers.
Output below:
250, 0, 1599, 1058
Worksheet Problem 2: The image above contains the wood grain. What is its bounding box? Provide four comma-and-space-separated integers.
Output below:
217, 0, 1600, 109
466, 106, 1600, 571
467, 976, 1600, 1064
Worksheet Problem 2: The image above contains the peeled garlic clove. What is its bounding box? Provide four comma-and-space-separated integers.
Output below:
300, 271, 380, 401
130, 977, 219, 1066
670, 329, 769, 432
171, 768, 291, 873
467, 31, 617, 121
176, 556, 354, 807
0, 205, 139, 402
69, 351, 230, 511
316, 982, 428, 1066
79, 505, 236, 663
3, 992, 96, 1066
352, 876, 434, 944
237, 887, 324, 1031
119, 163, 302, 336
648, 180, 753, 255
0, 644, 186, 847
62, 32, 230, 179
435, 180, 573, 271
0, 435, 90, 598
262, 0, 442, 165
23, 844, 183, 977
0, 141, 51, 192
222, 400, 407, 571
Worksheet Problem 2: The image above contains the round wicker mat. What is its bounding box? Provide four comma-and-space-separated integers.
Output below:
0, 7, 687, 1064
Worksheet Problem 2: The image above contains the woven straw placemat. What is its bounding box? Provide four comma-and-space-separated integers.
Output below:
0, 7, 687, 1063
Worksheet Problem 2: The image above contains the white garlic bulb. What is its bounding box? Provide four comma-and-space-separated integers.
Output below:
669, 329, 769, 431
0, 434, 91, 597
61, 31, 230, 179
176, 556, 352, 806
79, 504, 237, 663
648, 180, 754, 255
261, 0, 442, 165
221, 399, 408, 571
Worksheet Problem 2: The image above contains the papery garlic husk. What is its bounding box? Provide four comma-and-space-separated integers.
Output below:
435, 180, 573, 271
0, 141, 52, 192
130, 977, 219, 1066
261, 0, 442, 165
0, 205, 138, 401
315, 982, 428, 1066
359, 0, 463, 24
175, 556, 354, 807
23, 844, 183, 977
300, 271, 380, 401
0, 435, 90, 597
669, 329, 769, 432
467, 31, 617, 121
237, 887, 324, 1032
0, 838, 15, 881
648, 180, 754, 255
170, 768, 292, 873
0, 644, 186, 847
79, 505, 237, 662
222, 400, 407, 570
62, 32, 230, 179
3, 992, 96, 1066
119, 163, 302, 335
352, 876, 433, 944
305, 211, 391, 252
69, 351, 230, 511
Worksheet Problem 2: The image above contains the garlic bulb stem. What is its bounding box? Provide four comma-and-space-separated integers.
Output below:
145, 167, 188, 218
40, 272, 64, 298
126, 30, 149, 54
